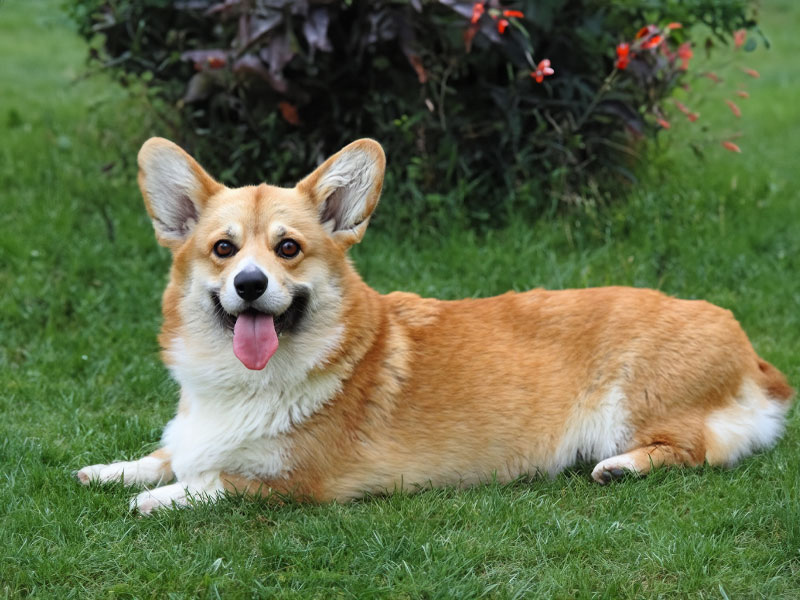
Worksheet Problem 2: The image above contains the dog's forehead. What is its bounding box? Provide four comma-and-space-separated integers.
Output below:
203, 184, 316, 234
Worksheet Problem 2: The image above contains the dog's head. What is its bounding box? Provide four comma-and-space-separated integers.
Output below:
138, 138, 385, 371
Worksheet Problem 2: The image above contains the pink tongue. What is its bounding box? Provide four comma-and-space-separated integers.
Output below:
232, 312, 279, 370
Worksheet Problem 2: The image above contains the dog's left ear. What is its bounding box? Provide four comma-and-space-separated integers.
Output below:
297, 139, 386, 247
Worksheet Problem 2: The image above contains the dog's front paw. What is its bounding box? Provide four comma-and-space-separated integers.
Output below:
130, 476, 223, 515
131, 484, 189, 515
76, 456, 168, 486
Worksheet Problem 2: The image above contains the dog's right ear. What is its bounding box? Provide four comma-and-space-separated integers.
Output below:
137, 138, 223, 249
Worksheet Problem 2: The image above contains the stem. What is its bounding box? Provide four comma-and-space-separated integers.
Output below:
574, 69, 618, 131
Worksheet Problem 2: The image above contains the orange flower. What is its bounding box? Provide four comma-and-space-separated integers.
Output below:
736, 90, 750, 99
497, 18, 509, 33
657, 118, 671, 129
503, 10, 524, 18
666, 22, 683, 30
725, 99, 742, 118
688, 112, 700, 122
742, 67, 760, 78
675, 101, 691, 115
721, 141, 742, 153
615, 42, 631, 70
733, 29, 747, 49
703, 71, 721, 83
531, 59, 555, 83
278, 101, 300, 126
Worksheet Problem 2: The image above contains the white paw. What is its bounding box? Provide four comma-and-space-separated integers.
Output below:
131, 483, 189, 515
76, 457, 167, 486
130, 475, 223, 515
591, 455, 639, 484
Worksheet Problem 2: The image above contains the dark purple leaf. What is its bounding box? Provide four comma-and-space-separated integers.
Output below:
438, 0, 502, 44
303, 8, 332, 53
289, 0, 310, 15
258, 33, 295, 76
175, 1, 213, 10
248, 13, 284, 46
233, 54, 288, 93
366, 10, 399, 45
205, 0, 243, 17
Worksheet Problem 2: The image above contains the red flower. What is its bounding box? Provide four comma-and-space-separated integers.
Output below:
703, 71, 721, 83
635, 25, 664, 50
666, 22, 682, 30
687, 112, 700, 122
497, 18, 509, 33
742, 67, 760, 78
721, 141, 742, 153
656, 118, 671, 129
470, 2, 484, 24
636, 25, 658, 39
207, 56, 226, 69
736, 90, 750, 99
531, 59, 555, 83
615, 42, 631, 70
503, 10, 524, 18
677, 42, 693, 70
725, 99, 742, 118
675, 101, 691, 115
640, 34, 664, 50
733, 29, 747, 49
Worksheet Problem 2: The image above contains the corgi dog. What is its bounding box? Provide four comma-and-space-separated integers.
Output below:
78, 138, 794, 515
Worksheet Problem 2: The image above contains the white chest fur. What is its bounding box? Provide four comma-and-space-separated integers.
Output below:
163, 325, 344, 481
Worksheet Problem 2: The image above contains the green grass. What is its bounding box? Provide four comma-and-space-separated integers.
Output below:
1, 1, 799, 597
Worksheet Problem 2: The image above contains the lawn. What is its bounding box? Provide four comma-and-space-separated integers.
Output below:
1, 1, 798, 598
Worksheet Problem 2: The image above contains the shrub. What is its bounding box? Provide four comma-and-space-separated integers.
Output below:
67, 0, 757, 228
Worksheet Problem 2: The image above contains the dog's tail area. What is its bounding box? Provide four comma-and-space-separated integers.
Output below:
703, 357, 793, 467
756, 358, 795, 403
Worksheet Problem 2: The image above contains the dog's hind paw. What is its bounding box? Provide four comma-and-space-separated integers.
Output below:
591, 455, 640, 485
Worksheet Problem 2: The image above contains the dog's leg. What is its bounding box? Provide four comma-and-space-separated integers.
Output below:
591, 443, 701, 484
130, 472, 223, 515
77, 447, 173, 486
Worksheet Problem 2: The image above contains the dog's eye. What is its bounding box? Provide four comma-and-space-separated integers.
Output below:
277, 239, 301, 259
213, 240, 237, 258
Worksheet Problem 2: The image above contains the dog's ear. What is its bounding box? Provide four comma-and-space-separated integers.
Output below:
137, 138, 223, 249
297, 139, 386, 247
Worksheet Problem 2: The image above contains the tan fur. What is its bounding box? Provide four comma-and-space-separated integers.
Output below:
80, 137, 794, 510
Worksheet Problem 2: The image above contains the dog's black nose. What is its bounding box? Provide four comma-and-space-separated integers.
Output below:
234, 268, 268, 302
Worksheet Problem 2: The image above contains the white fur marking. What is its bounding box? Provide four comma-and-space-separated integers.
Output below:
705, 378, 789, 466
552, 384, 632, 475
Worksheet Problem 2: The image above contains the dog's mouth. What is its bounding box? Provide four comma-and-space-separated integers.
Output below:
210, 290, 309, 371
